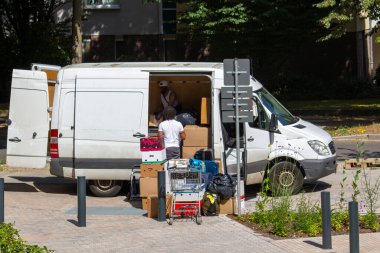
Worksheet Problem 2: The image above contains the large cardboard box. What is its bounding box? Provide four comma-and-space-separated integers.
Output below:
182, 146, 208, 159
140, 177, 158, 197
215, 160, 223, 173
183, 125, 210, 147
141, 197, 148, 210
140, 163, 165, 178
146, 195, 173, 218
220, 197, 236, 214
200, 97, 211, 125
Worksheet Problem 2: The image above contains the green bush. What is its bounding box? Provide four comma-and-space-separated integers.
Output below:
361, 213, 379, 232
331, 210, 349, 232
0, 223, 52, 253
293, 195, 322, 236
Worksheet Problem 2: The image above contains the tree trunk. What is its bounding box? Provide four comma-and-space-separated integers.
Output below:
72, 0, 82, 64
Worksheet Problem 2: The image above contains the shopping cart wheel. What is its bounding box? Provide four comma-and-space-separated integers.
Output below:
168, 218, 174, 225
195, 215, 202, 225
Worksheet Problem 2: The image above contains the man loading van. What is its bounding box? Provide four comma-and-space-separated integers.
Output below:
159, 80, 181, 112
158, 106, 186, 159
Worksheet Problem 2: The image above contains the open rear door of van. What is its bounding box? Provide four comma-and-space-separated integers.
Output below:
6, 69, 49, 168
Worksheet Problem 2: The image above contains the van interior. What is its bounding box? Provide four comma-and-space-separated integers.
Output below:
148, 74, 213, 158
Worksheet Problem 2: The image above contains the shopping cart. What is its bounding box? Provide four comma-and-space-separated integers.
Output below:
167, 166, 203, 225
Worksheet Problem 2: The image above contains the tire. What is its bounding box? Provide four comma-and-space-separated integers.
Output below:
88, 180, 124, 197
269, 161, 303, 196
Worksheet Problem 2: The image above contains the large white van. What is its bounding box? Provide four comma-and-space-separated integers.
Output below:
6, 62, 336, 196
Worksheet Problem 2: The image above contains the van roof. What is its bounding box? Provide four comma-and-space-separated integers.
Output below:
63, 62, 223, 70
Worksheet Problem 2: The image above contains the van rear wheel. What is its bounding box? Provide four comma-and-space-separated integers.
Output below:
269, 161, 303, 196
89, 180, 123, 197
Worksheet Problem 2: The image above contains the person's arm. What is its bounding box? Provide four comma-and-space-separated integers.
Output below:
168, 91, 177, 106
179, 131, 186, 140
158, 131, 164, 138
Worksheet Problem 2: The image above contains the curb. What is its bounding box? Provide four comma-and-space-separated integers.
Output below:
333, 134, 380, 140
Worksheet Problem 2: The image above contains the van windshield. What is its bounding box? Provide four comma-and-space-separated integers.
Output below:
255, 88, 298, 126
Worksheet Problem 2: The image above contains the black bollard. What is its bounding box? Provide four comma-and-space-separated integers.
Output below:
77, 176, 86, 227
157, 171, 166, 222
349, 201, 359, 253
0, 178, 4, 223
321, 192, 332, 249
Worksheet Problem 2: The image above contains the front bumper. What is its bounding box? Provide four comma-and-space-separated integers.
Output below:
300, 156, 337, 182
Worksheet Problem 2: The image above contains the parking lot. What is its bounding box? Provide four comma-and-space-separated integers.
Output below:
2, 165, 380, 253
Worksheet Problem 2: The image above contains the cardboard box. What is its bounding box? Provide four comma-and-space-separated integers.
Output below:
140, 163, 165, 178
141, 197, 148, 210
220, 197, 236, 214
182, 146, 208, 159
183, 125, 210, 147
215, 160, 223, 173
139, 177, 158, 197
146, 195, 173, 218
149, 114, 163, 127
141, 149, 166, 163
200, 97, 211, 125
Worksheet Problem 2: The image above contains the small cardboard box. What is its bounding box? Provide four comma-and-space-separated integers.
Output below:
141, 197, 148, 210
182, 146, 208, 159
220, 197, 236, 214
215, 160, 223, 173
183, 125, 210, 147
149, 114, 163, 127
139, 177, 158, 197
200, 97, 211, 125
140, 163, 165, 178
146, 195, 173, 218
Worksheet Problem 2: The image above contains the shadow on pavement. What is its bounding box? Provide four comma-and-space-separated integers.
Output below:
303, 240, 323, 249
5, 183, 38, 192
10, 176, 77, 195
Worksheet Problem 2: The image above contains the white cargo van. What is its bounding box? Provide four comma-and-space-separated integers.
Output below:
6, 62, 336, 196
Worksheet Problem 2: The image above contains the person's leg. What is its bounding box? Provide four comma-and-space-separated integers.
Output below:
166, 147, 180, 159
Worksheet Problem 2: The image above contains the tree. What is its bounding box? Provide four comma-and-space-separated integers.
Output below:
315, 0, 380, 41
0, 0, 70, 101
72, 0, 82, 64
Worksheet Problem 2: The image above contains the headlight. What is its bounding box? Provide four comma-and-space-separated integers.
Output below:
308, 140, 330, 156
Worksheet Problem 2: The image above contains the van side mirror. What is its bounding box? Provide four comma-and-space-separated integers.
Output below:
269, 114, 278, 132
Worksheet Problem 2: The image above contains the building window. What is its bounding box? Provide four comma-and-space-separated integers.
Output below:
85, 0, 120, 10
162, 1, 176, 34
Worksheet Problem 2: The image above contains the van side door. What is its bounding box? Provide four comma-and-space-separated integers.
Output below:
244, 97, 271, 184
6, 70, 49, 168
73, 70, 149, 174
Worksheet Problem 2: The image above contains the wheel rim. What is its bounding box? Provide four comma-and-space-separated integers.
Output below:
95, 180, 116, 191
277, 169, 295, 187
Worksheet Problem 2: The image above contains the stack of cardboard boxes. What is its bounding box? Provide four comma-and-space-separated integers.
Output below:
182, 97, 211, 158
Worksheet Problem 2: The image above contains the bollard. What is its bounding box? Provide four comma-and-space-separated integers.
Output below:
77, 176, 86, 227
349, 201, 359, 253
0, 178, 4, 223
321, 192, 332, 249
157, 171, 166, 222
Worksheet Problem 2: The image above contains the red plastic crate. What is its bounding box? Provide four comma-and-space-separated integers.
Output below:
140, 136, 165, 151
172, 201, 202, 216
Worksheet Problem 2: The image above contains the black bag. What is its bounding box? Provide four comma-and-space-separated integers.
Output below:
207, 173, 237, 200
202, 192, 220, 216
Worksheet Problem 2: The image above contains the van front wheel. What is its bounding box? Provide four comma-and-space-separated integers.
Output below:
269, 161, 303, 195
89, 180, 123, 197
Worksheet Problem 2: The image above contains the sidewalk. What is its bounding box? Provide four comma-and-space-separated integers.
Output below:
2, 168, 380, 253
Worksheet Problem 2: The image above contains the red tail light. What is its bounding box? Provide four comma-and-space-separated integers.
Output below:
50, 129, 59, 158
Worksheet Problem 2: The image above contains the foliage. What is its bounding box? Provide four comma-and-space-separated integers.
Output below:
315, 0, 380, 41
361, 169, 380, 215
0, 223, 52, 253
0, 0, 71, 102
331, 210, 349, 232
361, 213, 379, 232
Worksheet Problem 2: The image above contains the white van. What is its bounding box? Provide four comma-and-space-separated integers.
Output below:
6, 62, 336, 196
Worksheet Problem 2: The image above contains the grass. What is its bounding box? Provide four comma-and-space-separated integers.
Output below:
283, 98, 380, 111
326, 123, 380, 136
0, 160, 6, 172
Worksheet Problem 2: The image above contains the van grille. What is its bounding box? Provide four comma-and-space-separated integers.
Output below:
329, 141, 336, 155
